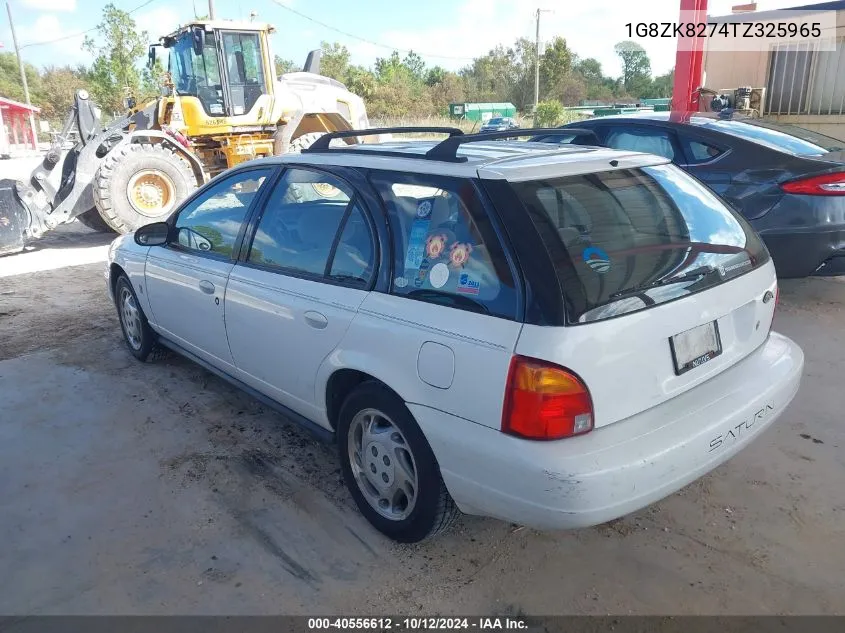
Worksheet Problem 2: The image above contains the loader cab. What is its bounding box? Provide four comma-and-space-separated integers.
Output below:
163, 22, 272, 119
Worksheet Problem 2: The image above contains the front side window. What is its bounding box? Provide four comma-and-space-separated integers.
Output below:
247, 169, 374, 286
606, 127, 676, 160
370, 172, 518, 319
174, 169, 271, 258
169, 31, 224, 116
511, 165, 769, 323
222, 31, 267, 115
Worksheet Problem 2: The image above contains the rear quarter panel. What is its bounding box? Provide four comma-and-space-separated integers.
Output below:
314, 293, 523, 429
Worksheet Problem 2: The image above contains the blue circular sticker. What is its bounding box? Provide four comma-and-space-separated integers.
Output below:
582, 246, 610, 273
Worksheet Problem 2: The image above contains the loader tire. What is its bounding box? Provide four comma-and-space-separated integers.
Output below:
94, 143, 197, 234
286, 132, 326, 154
76, 208, 115, 233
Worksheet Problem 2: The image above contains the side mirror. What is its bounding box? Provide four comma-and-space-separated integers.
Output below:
134, 221, 170, 246
192, 27, 205, 57
148, 45, 156, 69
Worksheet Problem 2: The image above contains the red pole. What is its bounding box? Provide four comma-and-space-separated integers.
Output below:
671, 0, 708, 120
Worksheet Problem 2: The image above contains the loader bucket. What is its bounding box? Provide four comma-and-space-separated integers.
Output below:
0, 179, 28, 256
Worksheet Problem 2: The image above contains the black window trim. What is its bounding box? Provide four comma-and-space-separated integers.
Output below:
237, 164, 380, 292
365, 169, 523, 322
164, 164, 279, 262
675, 131, 733, 168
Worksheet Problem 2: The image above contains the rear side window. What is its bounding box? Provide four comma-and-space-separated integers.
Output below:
606, 128, 676, 160
681, 137, 725, 164
370, 172, 518, 319
247, 168, 374, 287
510, 164, 769, 323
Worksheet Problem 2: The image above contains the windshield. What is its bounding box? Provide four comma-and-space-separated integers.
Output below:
169, 31, 224, 116
487, 118, 504, 125
510, 164, 769, 323
695, 118, 843, 155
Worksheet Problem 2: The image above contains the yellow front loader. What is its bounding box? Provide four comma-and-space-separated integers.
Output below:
0, 19, 370, 251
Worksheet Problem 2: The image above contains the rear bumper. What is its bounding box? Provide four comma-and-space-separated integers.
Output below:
761, 229, 845, 278
410, 332, 803, 530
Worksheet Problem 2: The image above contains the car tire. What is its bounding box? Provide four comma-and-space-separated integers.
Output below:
337, 381, 459, 542
114, 274, 158, 362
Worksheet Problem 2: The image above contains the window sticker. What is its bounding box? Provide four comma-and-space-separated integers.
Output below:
449, 242, 473, 268
414, 258, 431, 288
404, 218, 432, 271
394, 276, 409, 288
416, 198, 434, 219
429, 262, 449, 288
582, 246, 611, 273
457, 272, 480, 295
425, 233, 448, 259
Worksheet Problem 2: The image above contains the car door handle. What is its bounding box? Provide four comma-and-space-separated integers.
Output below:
303, 310, 328, 329
199, 280, 215, 295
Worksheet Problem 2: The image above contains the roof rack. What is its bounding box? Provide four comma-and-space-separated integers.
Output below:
424, 127, 601, 162
301, 126, 601, 163
305, 127, 464, 151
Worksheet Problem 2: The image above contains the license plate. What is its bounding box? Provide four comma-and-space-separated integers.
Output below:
670, 321, 722, 375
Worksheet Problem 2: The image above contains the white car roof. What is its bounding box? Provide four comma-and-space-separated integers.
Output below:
270, 140, 670, 181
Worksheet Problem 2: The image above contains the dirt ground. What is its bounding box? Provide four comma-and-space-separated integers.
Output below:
1, 219, 844, 616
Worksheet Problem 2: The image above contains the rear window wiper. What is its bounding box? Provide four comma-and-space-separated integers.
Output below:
608, 265, 719, 300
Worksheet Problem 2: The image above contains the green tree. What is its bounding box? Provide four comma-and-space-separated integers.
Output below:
646, 68, 674, 99
319, 42, 350, 82
402, 51, 426, 81
39, 65, 93, 125
539, 37, 573, 100
614, 41, 652, 98
425, 66, 446, 87
0, 52, 44, 105
574, 57, 603, 84
534, 100, 564, 127
274, 55, 297, 76
460, 45, 514, 104
345, 65, 377, 99
83, 3, 149, 114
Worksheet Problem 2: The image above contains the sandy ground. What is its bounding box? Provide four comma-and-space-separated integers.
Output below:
1, 222, 844, 616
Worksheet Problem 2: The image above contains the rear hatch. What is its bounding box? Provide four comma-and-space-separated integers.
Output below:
506, 163, 777, 428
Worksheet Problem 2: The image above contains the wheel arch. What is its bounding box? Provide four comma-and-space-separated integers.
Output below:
322, 365, 405, 432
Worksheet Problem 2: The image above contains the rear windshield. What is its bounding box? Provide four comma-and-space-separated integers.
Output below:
511, 164, 769, 323
696, 119, 843, 155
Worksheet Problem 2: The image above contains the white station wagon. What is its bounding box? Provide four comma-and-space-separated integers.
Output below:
107, 127, 804, 542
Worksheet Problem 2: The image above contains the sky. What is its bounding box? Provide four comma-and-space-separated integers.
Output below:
0, 0, 809, 80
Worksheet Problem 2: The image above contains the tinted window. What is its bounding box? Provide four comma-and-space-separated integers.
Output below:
510, 164, 769, 323
488, 118, 504, 124
696, 119, 842, 155
248, 169, 374, 286
682, 138, 725, 164
175, 169, 271, 257
606, 128, 676, 160
370, 172, 518, 319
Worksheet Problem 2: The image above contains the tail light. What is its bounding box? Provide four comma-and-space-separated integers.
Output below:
767, 284, 779, 334
780, 172, 845, 196
501, 356, 593, 440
